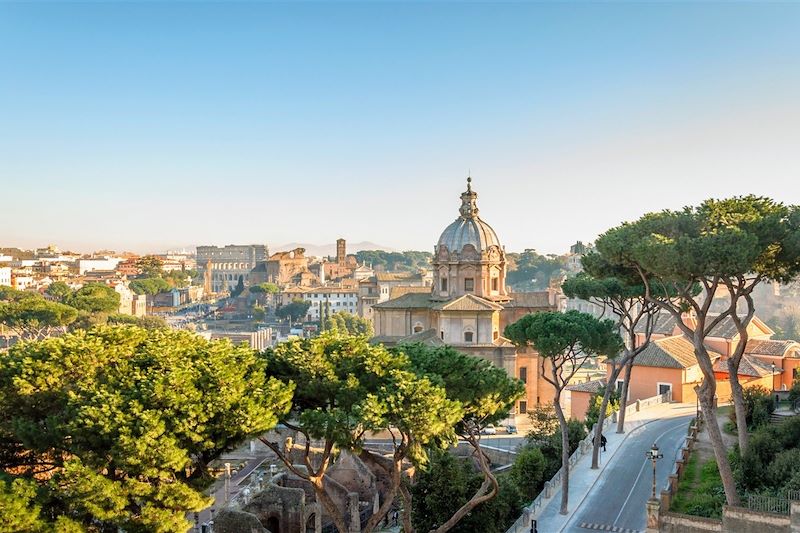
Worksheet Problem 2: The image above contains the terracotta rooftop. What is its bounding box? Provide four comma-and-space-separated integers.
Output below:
713, 355, 778, 377
388, 286, 430, 300
745, 339, 799, 357
432, 294, 504, 312
566, 378, 607, 393
634, 335, 721, 369
376, 272, 420, 282
372, 292, 434, 309
504, 291, 553, 309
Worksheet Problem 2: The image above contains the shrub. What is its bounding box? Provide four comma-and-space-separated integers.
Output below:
584, 385, 619, 431
728, 386, 775, 430
510, 445, 547, 501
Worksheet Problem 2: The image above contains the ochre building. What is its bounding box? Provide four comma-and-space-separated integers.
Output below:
372, 178, 565, 421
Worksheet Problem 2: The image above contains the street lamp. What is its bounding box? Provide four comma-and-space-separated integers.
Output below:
646, 443, 663, 501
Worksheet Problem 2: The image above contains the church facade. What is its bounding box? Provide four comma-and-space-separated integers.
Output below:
372, 178, 565, 421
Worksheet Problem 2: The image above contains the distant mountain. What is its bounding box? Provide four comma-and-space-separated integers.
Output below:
274, 241, 396, 257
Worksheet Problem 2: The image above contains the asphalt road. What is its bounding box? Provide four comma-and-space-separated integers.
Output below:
564, 413, 693, 533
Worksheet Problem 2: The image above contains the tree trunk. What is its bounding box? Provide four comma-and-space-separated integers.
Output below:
311, 476, 349, 533
432, 437, 498, 532
553, 399, 570, 515
616, 359, 633, 434
591, 380, 614, 469
399, 478, 414, 532
359, 450, 402, 533
696, 378, 741, 506
728, 374, 749, 454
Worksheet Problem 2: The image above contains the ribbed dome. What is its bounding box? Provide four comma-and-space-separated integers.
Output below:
436, 178, 502, 254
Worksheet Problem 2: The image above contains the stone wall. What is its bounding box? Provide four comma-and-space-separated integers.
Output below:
660, 512, 722, 532
722, 506, 790, 533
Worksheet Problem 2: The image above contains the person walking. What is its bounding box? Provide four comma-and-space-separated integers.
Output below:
600, 433, 607, 452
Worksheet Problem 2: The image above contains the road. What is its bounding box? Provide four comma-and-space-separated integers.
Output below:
564, 412, 693, 533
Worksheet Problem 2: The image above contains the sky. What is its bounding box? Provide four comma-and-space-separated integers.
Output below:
1, 1, 800, 255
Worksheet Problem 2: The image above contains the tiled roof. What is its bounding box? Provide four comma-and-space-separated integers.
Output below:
706, 315, 739, 339
714, 355, 778, 377
389, 286, 430, 300
376, 272, 420, 282
566, 378, 606, 393
634, 312, 681, 336
432, 294, 503, 312
504, 291, 553, 309
744, 339, 798, 356
398, 328, 446, 346
372, 292, 434, 309
634, 335, 721, 369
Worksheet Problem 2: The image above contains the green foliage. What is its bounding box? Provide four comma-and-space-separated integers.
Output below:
506, 249, 567, 291
0, 326, 293, 531
230, 276, 245, 298
355, 250, 432, 272
526, 403, 560, 443
411, 450, 521, 533
251, 305, 266, 322
64, 282, 121, 313
670, 455, 725, 518
129, 277, 172, 295
596, 196, 800, 286
736, 416, 800, 493
789, 379, 800, 403
45, 281, 72, 302
106, 314, 168, 330
728, 386, 775, 430
505, 310, 623, 361
264, 333, 460, 466
275, 298, 311, 323
510, 445, 547, 501
249, 283, 280, 294
323, 311, 374, 336
0, 288, 78, 339
771, 310, 800, 341
585, 385, 619, 431
400, 343, 525, 430
0, 476, 46, 533
135, 255, 165, 277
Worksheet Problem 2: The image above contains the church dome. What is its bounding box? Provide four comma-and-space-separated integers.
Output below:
436, 178, 502, 254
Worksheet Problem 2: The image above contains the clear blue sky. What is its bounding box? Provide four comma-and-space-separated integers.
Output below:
2, 1, 799, 254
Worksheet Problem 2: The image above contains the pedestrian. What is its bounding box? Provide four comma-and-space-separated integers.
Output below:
392, 510, 398, 526
600, 433, 607, 452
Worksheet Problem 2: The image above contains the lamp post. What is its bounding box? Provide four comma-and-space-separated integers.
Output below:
646, 443, 663, 501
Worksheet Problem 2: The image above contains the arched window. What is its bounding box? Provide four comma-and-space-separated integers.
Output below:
464, 331, 474, 343
413, 322, 423, 334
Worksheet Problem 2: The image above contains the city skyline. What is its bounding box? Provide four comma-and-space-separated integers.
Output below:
2, 2, 800, 254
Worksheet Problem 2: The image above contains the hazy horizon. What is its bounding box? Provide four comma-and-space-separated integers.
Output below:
2, 2, 800, 255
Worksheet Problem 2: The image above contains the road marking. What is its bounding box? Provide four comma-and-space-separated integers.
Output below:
612, 419, 688, 525
579, 523, 642, 533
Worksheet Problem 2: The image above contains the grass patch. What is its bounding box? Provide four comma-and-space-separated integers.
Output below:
670, 455, 725, 518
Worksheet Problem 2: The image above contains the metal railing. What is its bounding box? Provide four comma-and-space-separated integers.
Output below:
747, 495, 790, 515
505, 391, 673, 533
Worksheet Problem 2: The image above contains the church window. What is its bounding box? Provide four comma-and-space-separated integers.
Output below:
519, 401, 528, 414
519, 367, 527, 384
464, 331, 474, 343
440, 331, 444, 340
441, 277, 448, 291
492, 277, 499, 292
464, 278, 474, 291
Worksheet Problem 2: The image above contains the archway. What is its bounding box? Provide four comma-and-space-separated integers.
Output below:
305, 513, 316, 533
266, 516, 280, 533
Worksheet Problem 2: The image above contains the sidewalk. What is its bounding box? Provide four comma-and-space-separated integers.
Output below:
531, 402, 695, 532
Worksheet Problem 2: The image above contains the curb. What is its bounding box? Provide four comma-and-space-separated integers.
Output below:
554, 418, 656, 532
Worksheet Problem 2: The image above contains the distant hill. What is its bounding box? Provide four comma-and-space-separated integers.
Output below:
274, 241, 396, 258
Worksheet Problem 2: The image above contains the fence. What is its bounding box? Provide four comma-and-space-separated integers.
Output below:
505, 391, 673, 533
747, 495, 791, 515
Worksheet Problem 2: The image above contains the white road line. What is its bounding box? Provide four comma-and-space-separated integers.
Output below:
612, 419, 688, 525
